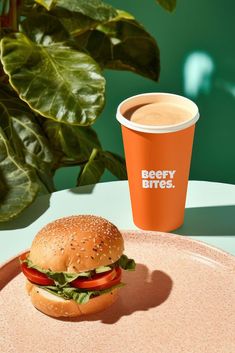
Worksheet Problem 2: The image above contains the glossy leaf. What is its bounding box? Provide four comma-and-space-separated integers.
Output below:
157, 0, 176, 12
102, 151, 127, 180
0, 84, 55, 192
20, 13, 70, 45
1, 32, 105, 125
53, 0, 117, 22
0, 30, 9, 79
50, 7, 98, 37
0, 127, 39, 222
75, 11, 160, 81
35, 0, 117, 37
43, 119, 101, 165
77, 148, 105, 186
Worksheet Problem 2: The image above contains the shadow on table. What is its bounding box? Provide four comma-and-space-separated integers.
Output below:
0, 194, 51, 230
68, 184, 96, 195
175, 205, 235, 236
57, 264, 173, 325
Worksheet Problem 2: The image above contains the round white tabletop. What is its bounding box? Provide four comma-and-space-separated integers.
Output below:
0, 180, 235, 265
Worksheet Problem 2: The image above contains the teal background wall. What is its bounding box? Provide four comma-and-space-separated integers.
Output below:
55, 0, 235, 190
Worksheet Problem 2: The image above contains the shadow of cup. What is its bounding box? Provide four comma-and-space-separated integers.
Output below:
176, 205, 235, 235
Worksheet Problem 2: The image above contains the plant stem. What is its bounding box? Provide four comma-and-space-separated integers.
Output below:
0, 0, 18, 31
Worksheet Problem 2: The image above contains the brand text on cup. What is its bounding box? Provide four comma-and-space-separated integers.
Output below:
141, 170, 176, 189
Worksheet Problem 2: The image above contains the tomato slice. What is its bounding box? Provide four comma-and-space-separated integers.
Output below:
19, 252, 29, 262
19, 253, 54, 286
19, 252, 122, 290
90, 267, 122, 291
71, 267, 121, 290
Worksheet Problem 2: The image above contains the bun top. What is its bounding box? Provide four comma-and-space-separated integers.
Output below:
29, 215, 124, 273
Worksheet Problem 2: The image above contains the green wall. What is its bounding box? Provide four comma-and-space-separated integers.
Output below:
55, 0, 235, 190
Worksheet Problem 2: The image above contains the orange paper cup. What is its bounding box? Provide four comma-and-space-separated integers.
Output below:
116, 93, 199, 232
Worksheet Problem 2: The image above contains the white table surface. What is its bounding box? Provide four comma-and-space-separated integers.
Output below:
0, 180, 235, 265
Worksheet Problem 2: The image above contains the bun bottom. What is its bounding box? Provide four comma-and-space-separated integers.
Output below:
26, 281, 118, 318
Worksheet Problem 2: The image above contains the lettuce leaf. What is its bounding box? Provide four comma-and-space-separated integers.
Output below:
22, 254, 135, 287
25, 259, 87, 286
118, 254, 136, 271
95, 265, 113, 273
24, 257, 112, 286
39, 282, 125, 304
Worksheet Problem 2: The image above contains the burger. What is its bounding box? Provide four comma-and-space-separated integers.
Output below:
19, 215, 135, 318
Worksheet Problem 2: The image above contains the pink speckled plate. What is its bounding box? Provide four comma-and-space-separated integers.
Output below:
1, 231, 235, 353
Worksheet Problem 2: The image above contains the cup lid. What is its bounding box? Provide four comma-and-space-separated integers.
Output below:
116, 92, 200, 134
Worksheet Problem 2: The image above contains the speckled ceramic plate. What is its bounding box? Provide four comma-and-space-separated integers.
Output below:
1, 231, 235, 353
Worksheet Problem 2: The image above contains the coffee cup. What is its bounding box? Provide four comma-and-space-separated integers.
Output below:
116, 93, 199, 232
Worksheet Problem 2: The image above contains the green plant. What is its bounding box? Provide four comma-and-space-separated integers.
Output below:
0, 0, 176, 222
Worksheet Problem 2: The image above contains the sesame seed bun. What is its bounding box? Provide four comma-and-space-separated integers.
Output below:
26, 281, 118, 318
29, 215, 124, 272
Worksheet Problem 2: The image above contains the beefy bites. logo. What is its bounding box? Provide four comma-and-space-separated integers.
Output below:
141, 170, 176, 189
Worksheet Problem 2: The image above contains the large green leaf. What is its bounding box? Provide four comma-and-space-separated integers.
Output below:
102, 151, 127, 180
48, 0, 118, 22
20, 9, 97, 47
0, 84, 55, 192
75, 10, 160, 81
43, 119, 101, 165
20, 13, 70, 45
0, 32, 105, 125
0, 127, 39, 222
50, 7, 99, 37
77, 148, 105, 186
157, 0, 177, 12
32, 0, 117, 37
